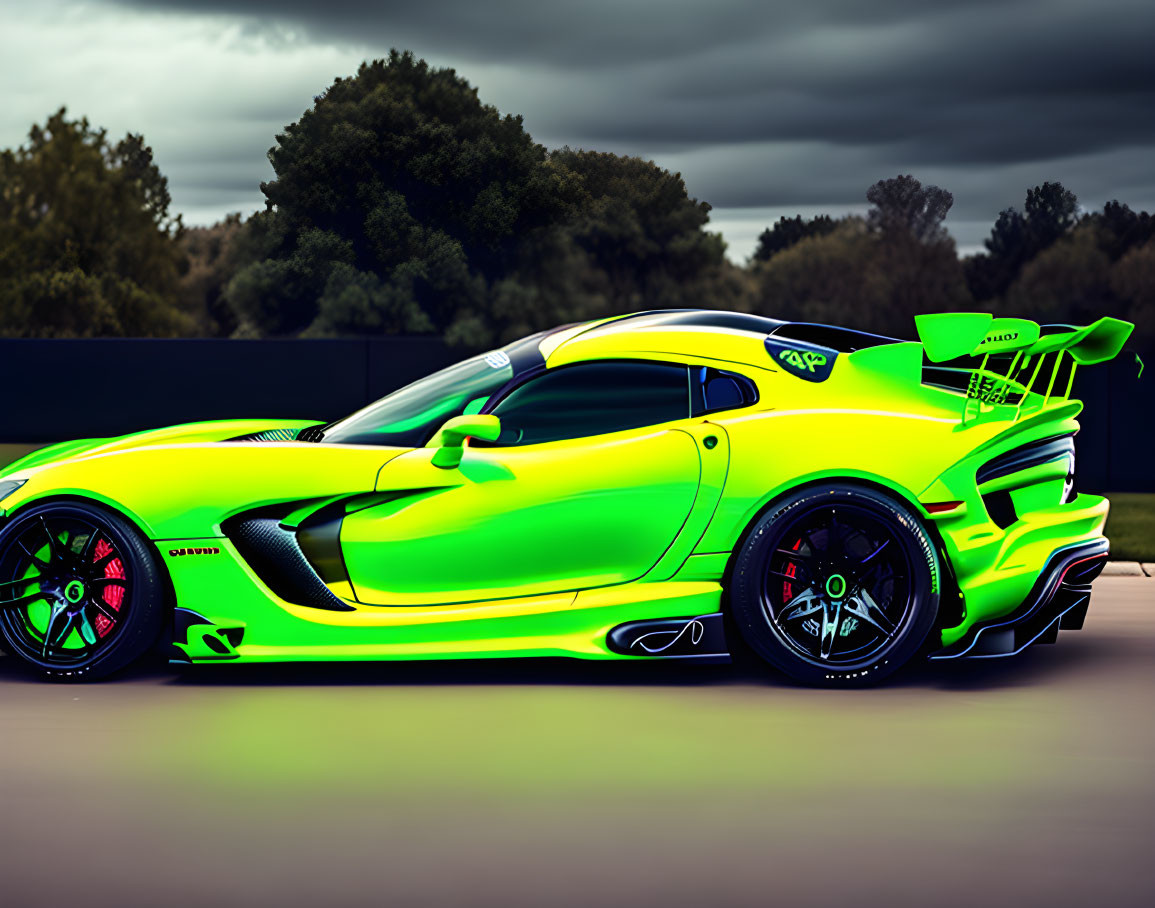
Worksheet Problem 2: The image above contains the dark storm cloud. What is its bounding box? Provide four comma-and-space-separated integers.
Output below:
93, 0, 1155, 248
108, 1, 1155, 156
106, 0, 1017, 68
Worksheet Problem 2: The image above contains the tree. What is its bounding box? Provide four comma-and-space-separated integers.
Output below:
1110, 239, 1155, 354
225, 54, 736, 346
0, 109, 191, 337
547, 149, 727, 308
748, 219, 895, 333
1024, 181, 1079, 250
459, 149, 735, 347
966, 181, 1079, 301
1086, 201, 1155, 262
866, 175, 953, 245
864, 175, 970, 318
752, 215, 836, 262
1002, 223, 1113, 328
227, 51, 584, 339
178, 213, 248, 336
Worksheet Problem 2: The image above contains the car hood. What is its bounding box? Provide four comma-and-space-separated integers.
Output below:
2, 418, 323, 477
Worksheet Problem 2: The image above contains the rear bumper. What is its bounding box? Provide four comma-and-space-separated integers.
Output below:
931, 538, 1108, 659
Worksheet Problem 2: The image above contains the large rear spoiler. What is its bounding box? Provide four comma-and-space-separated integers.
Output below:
914, 313, 1134, 424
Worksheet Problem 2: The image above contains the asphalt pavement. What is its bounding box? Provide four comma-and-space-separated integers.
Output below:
0, 575, 1152, 907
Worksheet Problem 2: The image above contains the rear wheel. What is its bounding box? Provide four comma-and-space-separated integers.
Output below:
0, 501, 165, 681
729, 485, 940, 686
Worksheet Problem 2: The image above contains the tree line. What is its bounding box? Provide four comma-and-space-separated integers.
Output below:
1, 50, 1151, 353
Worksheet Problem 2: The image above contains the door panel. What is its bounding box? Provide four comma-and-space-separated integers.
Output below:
644, 422, 731, 581
341, 429, 702, 605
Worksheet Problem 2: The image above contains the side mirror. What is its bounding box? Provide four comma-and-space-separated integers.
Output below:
429, 414, 501, 469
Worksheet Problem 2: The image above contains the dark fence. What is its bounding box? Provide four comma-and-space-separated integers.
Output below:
0, 338, 1149, 491
0, 338, 459, 442
1069, 356, 1152, 492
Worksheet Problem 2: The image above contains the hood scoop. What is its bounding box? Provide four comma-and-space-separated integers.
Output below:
228, 427, 301, 443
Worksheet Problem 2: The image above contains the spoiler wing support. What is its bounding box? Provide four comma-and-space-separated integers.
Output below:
914, 314, 1134, 425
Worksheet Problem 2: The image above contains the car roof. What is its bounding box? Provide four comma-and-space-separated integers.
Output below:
544, 309, 899, 369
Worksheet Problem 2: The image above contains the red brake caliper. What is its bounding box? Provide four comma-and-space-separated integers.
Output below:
783, 537, 802, 603
93, 538, 126, 638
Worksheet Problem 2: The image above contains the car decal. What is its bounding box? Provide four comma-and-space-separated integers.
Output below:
764, 337, 839, 382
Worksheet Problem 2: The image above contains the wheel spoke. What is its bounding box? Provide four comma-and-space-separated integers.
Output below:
89, 577, 127, 590
38, 517, 62, 564
858, 558, 902, 583
819, 600, 842, 660
827, 514, 844, 556
0, 574, 43, 590
777, 588, 823, 623
81, 525, 103, 561
774, 549, 814, 581
845, 589, 897, 637
51, 613, 78, 655
859, 539, 889, 565
16, 538, 48, 571
87, 551, 117, 574
85, 597, 118, 623
41, 605, 75, 657
0, 590, 50, 610
77, 612, 99, 647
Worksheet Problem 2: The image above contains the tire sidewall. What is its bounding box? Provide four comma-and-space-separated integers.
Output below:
0, 500, 165, 682
729, 484, 940, 686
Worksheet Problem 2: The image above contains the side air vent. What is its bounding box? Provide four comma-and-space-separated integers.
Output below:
976, 435, 1075, 486
222, 513, 354, 611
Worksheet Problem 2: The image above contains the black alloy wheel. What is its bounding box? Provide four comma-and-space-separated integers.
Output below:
728, 485, 940, 686
0, 502, 165, 681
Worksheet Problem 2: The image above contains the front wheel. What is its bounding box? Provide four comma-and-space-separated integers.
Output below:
728, 485, 941, 686
0, 501, 166, 681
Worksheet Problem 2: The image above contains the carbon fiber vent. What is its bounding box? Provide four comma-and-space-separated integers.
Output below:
296, 424, 326, 443
223, 515, 354, 611
229, 427, 301, 442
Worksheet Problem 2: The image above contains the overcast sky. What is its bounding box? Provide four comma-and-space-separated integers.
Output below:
2, 0, 1153, 259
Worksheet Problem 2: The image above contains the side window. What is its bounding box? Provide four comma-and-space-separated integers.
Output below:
691, 367, 759, 417
487, 361, 690, 446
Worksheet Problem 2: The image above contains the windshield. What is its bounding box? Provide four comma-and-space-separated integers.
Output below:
321, 348, 519, 448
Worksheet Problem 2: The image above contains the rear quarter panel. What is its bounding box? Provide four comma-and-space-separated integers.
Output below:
695, 347, 1007, 554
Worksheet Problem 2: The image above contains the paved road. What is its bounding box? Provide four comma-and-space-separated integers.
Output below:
0, 576, 1151, 907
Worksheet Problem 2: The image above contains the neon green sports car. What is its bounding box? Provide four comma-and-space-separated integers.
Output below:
0, 310, 1134, 684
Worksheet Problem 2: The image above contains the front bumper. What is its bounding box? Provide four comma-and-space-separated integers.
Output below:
930, 538, 1108, 659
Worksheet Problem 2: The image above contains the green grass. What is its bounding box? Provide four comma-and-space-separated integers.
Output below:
0, 443, 43, 469
0, 442, 1150, 559
1103, 493, 1155, 562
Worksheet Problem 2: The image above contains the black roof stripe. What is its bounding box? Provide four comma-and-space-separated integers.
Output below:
577, 309, 900, 355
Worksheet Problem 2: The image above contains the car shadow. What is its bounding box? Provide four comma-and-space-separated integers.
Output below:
893, 636, 1111, 690
0, 634, 1116, 691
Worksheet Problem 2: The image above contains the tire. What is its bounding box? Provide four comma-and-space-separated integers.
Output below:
0, 501, 166, 682
729, 484, 940, 687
